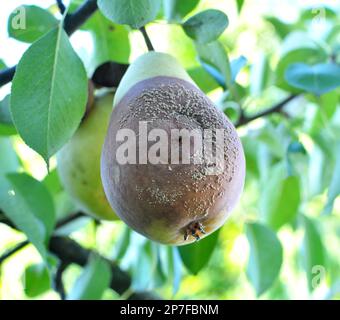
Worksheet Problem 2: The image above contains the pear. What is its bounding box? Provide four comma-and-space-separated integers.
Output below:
101, 52, 245, 245
57, 93, 118, 220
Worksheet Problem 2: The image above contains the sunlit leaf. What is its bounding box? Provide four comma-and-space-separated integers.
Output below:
98, 0, 161, 29
323, 143, 340, 215
7, 5, 58, 43
82, 11, 130, 69
301, 216, 326, 291
163, 0, 200, 22
183, 9, 229, 44
178, 230, 219, 275
0, 173, 56, 261
23, 263, 51, 298
260, 163, 301, 230
0, 95, 16, 136
11, 26, 88, 164
285, 63, 340, 95
68, 254, 112, 300
196, 41, 231, 89
246, 223, 283, 296
276, 48, 327, 92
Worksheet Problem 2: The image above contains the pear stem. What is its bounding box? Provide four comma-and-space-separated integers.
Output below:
140, 26, 155, 52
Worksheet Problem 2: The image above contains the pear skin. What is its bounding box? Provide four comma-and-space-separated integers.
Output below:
101, 53, 245, 244
58, 93, 118, 220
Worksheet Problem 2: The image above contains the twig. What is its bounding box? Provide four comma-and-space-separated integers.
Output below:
0, 66, 16, 87
49, 236, 161, 300
0, 0, 98, 88
56, 211, 86, 229
0, 212, 161, 299
235, 94, 298, 127
56, 0, 66, 15
54, 261, 68, 300
0, 240, 29, 265
140, 26, 155, 52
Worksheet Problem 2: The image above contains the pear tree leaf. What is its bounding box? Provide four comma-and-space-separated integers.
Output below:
323, 143, 340, 215
82, 11, 131, 70
0, 137, 20, 175
68, 254, 112, 300
196, 41, 232, 89
183, 9, 229, 44
285, 63, 340, 96
163, 0, 200, 22
8, 5, 58, 43
246, 223, 283, 296
276, 48, 328, 92
0, 173, 56, 261
0, 95, 16, 136
301, 216, 326, 291
23, 263, 51, 297
11, 25, 88, 164
178, 229, 220, 275
98, 0, 161, 29
260, 163, 301, 230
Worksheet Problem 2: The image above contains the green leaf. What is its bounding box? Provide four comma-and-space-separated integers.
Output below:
301, 216, 325, 291
7, 5, 58, 43
246, 223, 283, 296
0, 173, 56, 261
178, 230, 219, 275
260, 163, 301, 230
23, 263, 51, 297
276, 48, 327, 92
309, 92, 338, 135
0, 95, 13, 125
265, 16, 291, 39
0, 137, 20, 175
113, 226, 131, 261
323, 143, 340, 215
230, 56, 247, 82
285, 63, 340, 96
68, 254, 112, 300
187, 67, 219, 93
97, 0, 161, 29
0, 95, 16, 136
131, 241, 159, 291
236, 0, 245, 14
183, 9, 229, 44
82, 11, 130, 68
0, 59, 6, 70
250, 52, 272, 96
163, 0, 200, 22
196, 41, 231, 89
11, 26, 88, 164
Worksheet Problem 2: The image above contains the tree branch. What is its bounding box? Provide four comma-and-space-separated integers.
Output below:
0, 0, 98, 88
139, 26, 155, 52
56, 0, 66, 15
235, 94, 298, 127
54, 261, 68, 300
64, 0, 98, 36
0, 67, 16, 87
49, 236, 161, 300
0, 210, 161, 300
0, 240, 29, 265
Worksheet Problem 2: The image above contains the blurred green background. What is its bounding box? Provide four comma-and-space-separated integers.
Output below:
0, 0, 339, 300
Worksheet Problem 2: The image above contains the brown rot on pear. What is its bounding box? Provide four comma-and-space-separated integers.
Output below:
101, 52, 246, 245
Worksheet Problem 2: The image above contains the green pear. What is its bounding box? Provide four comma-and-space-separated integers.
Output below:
101, 52, 245, 244
57, 93, 118, 220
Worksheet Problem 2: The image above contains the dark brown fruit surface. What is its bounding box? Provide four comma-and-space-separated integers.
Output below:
101, 76, 245, 245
